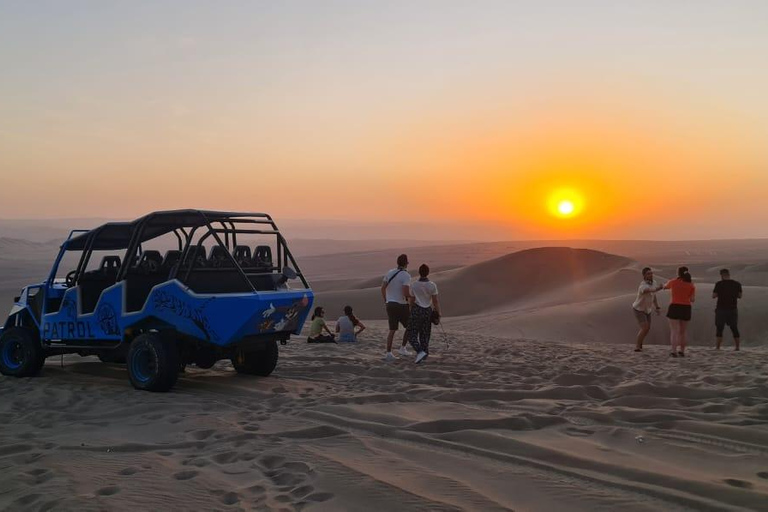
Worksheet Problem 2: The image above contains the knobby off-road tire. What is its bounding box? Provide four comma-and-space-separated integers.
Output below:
127, 333, 179, 392
232, 340, 278, 376
0, 327, 45, 377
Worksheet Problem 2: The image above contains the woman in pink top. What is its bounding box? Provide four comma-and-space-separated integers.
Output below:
664, 267, 696, 357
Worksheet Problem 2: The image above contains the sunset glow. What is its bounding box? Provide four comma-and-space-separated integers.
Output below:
0, 2, 767, 240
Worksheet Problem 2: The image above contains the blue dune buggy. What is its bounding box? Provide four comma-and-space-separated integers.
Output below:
0, 210, 314, 391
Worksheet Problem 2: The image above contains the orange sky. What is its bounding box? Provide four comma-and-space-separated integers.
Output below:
1, 2, 767, 240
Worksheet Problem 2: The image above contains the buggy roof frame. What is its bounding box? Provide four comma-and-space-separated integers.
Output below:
64, 210, 275, 251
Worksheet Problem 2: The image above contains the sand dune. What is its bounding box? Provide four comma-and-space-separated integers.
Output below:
315, 247, 637, 318
2, 327, 768, 510
314, 247, 768, 347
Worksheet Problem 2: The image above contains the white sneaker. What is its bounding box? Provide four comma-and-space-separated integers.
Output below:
385, 352, 397, 362
415, 351, 428, 364
398, 346, 411, 356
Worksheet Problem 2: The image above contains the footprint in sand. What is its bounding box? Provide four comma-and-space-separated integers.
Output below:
220, 492, 239, 505
247, 485, 266, 496
191, 429, 215, 441
213, 451, 240, 464
25, 468, 53, 485
283, 462, 312, 474
211, 490, 240, 506
758, 472, 768, 480
96, 485, 121, 496
305, 492, 333, 503
173, 470, 199, 481
118, 467, 139, 476
724, 478, 753, 489
259, 455, 286, 469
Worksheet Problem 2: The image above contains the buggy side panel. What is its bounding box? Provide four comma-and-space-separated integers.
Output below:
41, 280, 313, 346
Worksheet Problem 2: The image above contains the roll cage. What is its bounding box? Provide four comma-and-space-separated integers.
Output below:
52, 210, 309, 294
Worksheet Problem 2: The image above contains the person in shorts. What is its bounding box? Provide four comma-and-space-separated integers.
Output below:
663, 268, 696, 357
381, 254, 411, 361
713, 268, 743, 351
631, 267, 663, 352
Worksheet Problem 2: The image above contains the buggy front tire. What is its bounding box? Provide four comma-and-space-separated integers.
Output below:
232, 340, 278, 376
127, 333, 179, 392
0, 327, 45, 378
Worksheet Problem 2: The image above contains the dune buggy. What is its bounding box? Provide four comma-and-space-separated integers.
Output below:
0, 210, 313, 391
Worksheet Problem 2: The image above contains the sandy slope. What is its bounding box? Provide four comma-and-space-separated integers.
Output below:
1, 326, 768, 511
314, 247, 768, 346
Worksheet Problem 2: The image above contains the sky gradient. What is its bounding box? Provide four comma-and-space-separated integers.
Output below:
1, 1, 767, 239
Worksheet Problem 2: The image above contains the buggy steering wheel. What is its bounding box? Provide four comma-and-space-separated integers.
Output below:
65, 270, 77, 287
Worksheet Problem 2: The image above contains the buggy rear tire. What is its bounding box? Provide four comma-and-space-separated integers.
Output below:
127, 333, 179, 392
0, 327, 45, 378
232, 340, 278, 376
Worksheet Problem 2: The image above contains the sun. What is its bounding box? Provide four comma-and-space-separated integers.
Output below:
557, 200, 575, 216
548, 189, 583, 219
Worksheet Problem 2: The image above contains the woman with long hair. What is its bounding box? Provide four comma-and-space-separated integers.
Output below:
336, 305, 366, 342
307, 306, 336, 343
664, 267, 696, 357
406, 264, 441, 364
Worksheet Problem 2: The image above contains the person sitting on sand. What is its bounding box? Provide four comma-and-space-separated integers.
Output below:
307, 307, 336, 343
336, 305, 366, 343
405, 264, 440, 364
381, 254, 412, 361
713, 268, 743, 351
663, 268, 695, 357
632, 267, 663, 352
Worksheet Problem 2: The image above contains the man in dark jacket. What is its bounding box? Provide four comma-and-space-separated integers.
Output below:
712, 268, 743, 351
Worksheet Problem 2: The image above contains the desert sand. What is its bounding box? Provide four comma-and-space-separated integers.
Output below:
1, 326, 768, 511
2, 236, 768, 510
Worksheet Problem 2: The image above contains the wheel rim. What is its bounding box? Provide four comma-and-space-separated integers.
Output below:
1, 339, 25, 370
130, 346, 155, 384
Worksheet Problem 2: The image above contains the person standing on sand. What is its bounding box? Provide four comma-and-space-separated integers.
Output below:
406, 264, 441, 364
664, 268, 696, 357
632, 267, 663, 352
381, 254, 412, 361
713, 268, 743, 351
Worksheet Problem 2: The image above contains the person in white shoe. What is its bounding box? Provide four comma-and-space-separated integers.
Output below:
381, 254, 411, 360
406, 264, 440, 364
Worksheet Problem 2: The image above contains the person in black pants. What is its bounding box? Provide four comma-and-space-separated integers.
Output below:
713, 268, 743, 351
